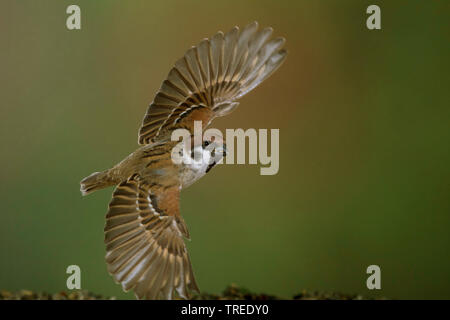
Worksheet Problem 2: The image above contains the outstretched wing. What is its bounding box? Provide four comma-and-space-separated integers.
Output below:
138, 21, 287, 144
104, 175, 198, 300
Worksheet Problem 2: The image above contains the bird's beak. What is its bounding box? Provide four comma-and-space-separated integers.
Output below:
221, 144, 227, 157
210, 143, 226, 159
217, 143, 227, 157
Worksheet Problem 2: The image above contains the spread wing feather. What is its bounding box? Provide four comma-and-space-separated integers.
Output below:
104, 176, 198, 300
138, 21, 287, 144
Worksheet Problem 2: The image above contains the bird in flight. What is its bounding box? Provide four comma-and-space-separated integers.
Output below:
80, 21, 287, 300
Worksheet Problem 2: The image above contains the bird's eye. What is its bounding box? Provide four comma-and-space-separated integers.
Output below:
203, 140, 210, 148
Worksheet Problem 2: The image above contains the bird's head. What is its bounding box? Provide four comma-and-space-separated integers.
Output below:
174, 136, 226, 174
188, 136, 226, 173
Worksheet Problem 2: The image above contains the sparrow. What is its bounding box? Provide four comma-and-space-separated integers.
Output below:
80, 21, 287, 300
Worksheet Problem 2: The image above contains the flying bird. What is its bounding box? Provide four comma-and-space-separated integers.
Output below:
80, 21, 287, 300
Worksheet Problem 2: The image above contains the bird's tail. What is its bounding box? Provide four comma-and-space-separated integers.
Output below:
80, 170, 115, 196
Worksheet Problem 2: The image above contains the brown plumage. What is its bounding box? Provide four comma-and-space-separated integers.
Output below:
104, 177, 196, 300
80, 21, 287, 299
138, 21, 287, 144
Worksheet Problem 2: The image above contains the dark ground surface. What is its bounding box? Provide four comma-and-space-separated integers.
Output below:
0, 284, 382, 300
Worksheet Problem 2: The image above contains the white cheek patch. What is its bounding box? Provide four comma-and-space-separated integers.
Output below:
182, 147, 211, 173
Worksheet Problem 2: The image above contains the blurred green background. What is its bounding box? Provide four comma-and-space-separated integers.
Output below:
1, 0, 449, 299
